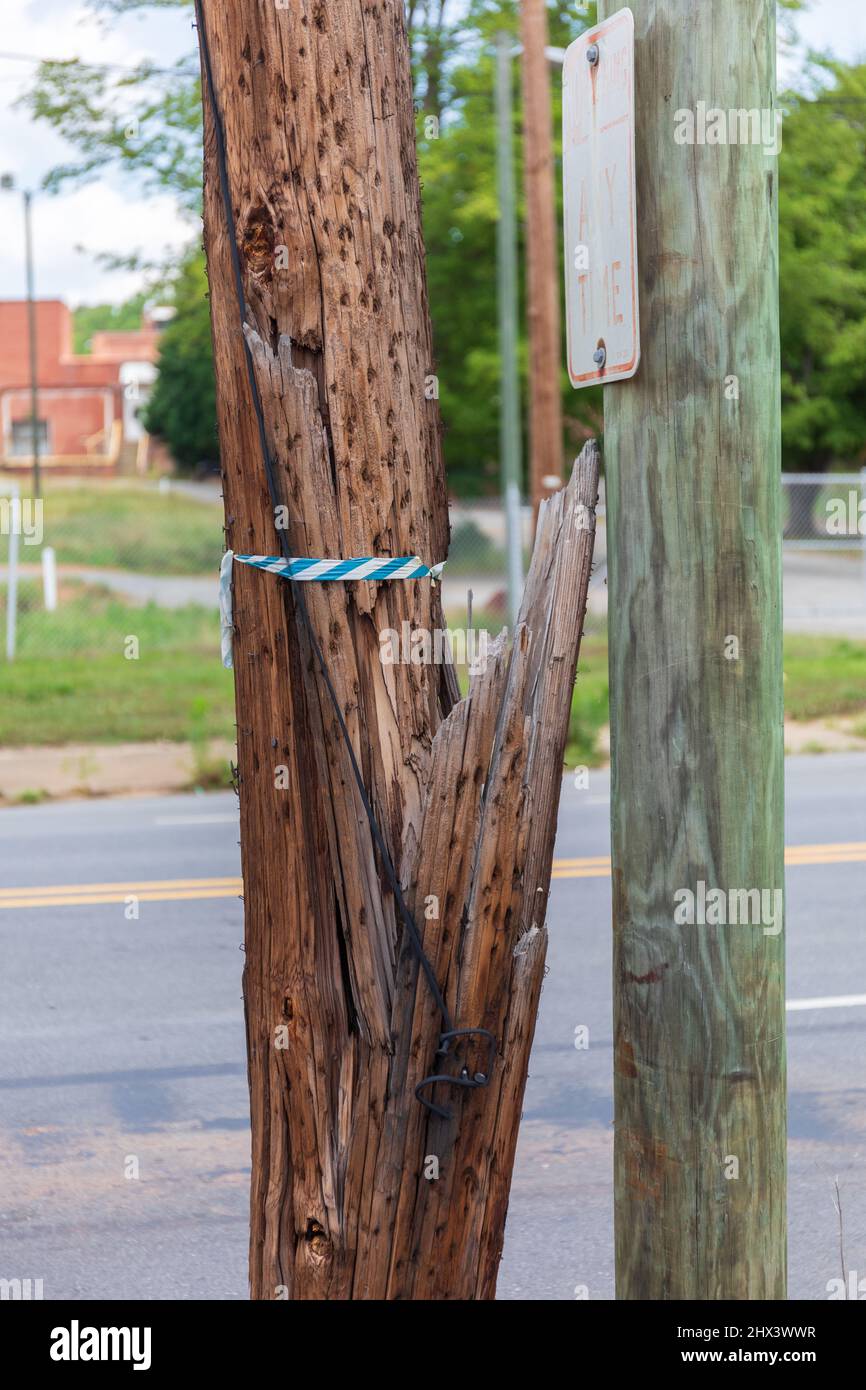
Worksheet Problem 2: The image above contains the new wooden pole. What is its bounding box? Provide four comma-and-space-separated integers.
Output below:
599, 0, 786, 1297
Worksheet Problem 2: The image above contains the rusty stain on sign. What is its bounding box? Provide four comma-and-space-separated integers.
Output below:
563, 8, 640, 388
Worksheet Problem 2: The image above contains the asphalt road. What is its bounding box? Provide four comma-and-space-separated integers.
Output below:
10, 545, 866, 635
1, 753, 864, 1301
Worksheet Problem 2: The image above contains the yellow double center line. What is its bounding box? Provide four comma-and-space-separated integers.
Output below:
552, 841, 866, 880
0, 877, 243, 910
0, 842, 864, 910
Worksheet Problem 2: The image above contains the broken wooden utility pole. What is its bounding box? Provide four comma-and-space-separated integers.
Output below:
599, 0, 786, 1296
196, 0, 599, 1299
520, 0, 564, 528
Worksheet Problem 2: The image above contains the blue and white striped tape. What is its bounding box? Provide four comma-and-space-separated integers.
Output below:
220, 550, 446, 669
235, 553, 446, 583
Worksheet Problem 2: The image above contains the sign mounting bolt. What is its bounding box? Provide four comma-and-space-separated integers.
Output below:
586, 43, 599, 66
593, 346, 606, 368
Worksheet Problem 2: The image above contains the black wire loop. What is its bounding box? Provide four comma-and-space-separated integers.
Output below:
194, 0, 496, 1121
414, 1029, 498, 1119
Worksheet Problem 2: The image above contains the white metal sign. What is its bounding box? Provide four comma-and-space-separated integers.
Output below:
563, 8, 639, 388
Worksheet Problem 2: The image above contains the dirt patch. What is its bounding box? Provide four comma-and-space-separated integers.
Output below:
590, 716, 866, 767
0, 739, 235, 803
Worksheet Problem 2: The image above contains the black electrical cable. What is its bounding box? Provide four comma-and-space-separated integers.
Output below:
194, 0, 495, 1119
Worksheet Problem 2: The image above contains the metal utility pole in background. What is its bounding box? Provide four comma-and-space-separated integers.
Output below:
2, 175, 42, 500
601, 0, 786, 1297
23, 191, 42, 500
495, 30, 524, 626
520, 0, 564, 530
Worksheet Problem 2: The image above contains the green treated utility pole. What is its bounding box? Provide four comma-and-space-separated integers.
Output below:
495, 29, 523, 626
600, 0, 786, 1297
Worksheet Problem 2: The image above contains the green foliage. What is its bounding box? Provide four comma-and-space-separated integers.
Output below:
20, 0, 866, 486
782, 633, 866, 719
29, 483, 223, 573
22, 18, 202, 215
72, 294, 149, 353
141, 252, 219, 469
417, 2, 600, 495
0, 582, 233, 746
565, 635, 610, 768
779, 60, 866, 469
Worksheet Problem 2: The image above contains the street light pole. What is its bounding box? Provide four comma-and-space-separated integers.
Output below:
23, 190, 41, 499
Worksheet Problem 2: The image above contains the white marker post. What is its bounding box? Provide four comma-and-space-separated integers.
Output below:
42, 545, 58, 612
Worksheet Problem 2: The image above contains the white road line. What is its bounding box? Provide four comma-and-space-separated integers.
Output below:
786, 994, 866, 1012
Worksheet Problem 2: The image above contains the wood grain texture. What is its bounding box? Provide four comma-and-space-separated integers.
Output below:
198, 0, 599, 1298
598, 0, 786, 1298
520, 0, 564, 518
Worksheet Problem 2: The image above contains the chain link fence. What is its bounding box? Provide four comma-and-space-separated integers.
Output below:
782, 472, 866, 551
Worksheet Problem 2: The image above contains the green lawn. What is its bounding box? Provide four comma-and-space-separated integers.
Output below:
2, 581, 865, 767
782, 635, 866, 720
567, 636, 609, 768
0, 582, 233, 746
566, 633, 866, 767
20, 483, 224, 575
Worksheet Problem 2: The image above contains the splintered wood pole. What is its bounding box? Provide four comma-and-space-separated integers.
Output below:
520, 0, 564, 526
599, 0, 786, 1296
197, 0, 599, 1299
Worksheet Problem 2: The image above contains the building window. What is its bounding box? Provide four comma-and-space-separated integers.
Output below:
8, 419, 49, 456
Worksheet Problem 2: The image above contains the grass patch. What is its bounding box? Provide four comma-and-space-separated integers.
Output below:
445, 609, 610, 768
0, 648, 234, 747
0, 582, 233, 746
3, 575, 865, 765
13, 483, 224, 575
445, 625, 866, 770
566, 636, 610, 768
782, 635, 866, 720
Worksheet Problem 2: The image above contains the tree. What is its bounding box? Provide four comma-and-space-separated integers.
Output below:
142, 251, 217, 468
73, 292, 148, 353
28, 1, 847, 494
779, 61, 866, 470
419, 2, 599, 494
197, 0, 598, 1298
22, 0, 602, 495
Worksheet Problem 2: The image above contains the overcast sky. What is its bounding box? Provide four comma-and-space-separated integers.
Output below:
0, 0, 864, 309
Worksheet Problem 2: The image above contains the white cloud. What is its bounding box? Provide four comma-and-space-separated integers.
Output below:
1, 181, 192, 306
1, 0, 865, 305
795, 0, 866, 62
0, 0, 197, 305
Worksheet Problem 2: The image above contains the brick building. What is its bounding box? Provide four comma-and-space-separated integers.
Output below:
0, 299, 167, 472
